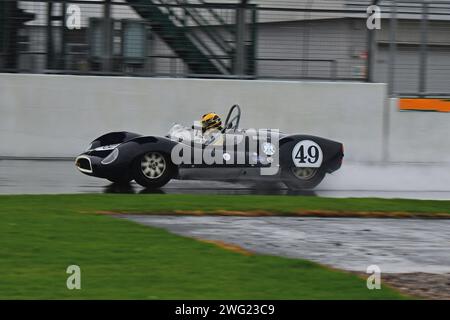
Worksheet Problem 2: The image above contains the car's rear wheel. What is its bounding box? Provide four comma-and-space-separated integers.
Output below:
282, 166, 325, 190
132, 152, 174, 189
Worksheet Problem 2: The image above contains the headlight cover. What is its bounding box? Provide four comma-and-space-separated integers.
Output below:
92, 144, 120, 152
101, 148, 119, 165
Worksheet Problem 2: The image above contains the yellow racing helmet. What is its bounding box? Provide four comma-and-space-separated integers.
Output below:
201, 112, 222, 132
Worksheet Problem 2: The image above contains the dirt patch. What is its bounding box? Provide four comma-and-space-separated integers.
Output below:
293, 210, 450, 219
95, 210, 120, 215
198, 239, 253, 256
353, 272, 450, 299
383, 273, 450, 299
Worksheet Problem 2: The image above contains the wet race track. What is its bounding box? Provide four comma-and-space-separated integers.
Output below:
122, 215, 450, 274
1, 159, 450, 199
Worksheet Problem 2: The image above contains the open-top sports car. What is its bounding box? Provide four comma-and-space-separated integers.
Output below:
75, 105, 343, 190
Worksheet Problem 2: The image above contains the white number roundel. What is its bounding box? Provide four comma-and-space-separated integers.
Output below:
292, 140, 323, 168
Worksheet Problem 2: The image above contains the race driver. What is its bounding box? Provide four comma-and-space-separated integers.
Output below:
201, 112, 224, 145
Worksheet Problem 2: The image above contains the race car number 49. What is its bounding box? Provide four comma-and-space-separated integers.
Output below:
292, 140, 323, 168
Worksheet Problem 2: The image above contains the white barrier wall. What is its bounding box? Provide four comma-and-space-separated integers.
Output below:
0, 73, 385, 161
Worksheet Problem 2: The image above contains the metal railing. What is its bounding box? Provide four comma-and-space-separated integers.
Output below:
0, 0, 367, 82
368, 0, 450, 96
1, 0, 450, 96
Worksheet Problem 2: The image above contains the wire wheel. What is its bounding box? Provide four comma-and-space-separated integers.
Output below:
140, 152, 166, 179
291, 167, 318, 180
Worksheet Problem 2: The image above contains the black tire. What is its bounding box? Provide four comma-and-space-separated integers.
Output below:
132, 151, 174, 189
282, 166, 326, 190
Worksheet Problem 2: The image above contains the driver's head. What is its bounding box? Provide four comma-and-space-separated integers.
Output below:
201, 112, 222, 132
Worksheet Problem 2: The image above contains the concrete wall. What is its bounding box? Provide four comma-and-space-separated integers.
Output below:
0, 73, 386, 161
2, 74, 449, 163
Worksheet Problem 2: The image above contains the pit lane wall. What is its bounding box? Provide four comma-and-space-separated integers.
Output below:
0, 73, 448, 163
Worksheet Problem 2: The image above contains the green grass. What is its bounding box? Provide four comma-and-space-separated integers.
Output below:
0, 194, 437, 299
1, 194, 449, 215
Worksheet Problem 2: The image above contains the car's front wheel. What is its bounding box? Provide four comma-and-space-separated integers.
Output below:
132, 152, 174, 189
282, 167, 325, 190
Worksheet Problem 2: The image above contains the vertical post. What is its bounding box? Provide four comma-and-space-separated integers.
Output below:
366, 0, 381, 82
383, 0, 397, 162
418, 2, 428, 97
234, 5, 246, 76
366, 29, 373, 82
366, 1, 377, 82
302, 0, 313, 78
60, 0, 67, 69
103, 0, 112, 72
0, 1, 6, 69
249, 5, 257, 77
46, 0, 54, 69
388, 0, 397, 96
2, 0, 17, 70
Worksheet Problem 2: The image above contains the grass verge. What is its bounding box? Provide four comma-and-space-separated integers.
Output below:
1, 194, 449, 217
0, 194, 436, 299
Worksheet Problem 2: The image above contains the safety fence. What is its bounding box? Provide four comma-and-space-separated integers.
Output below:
0, 0, 368, 81
1, 0, 450, 96
369, 0, 450, 96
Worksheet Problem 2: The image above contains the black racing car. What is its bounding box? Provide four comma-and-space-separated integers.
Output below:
75, 105, 343, 190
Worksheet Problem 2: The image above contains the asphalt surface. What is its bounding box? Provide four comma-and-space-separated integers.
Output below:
123, 215, 450, 274
1, 159, 450, 199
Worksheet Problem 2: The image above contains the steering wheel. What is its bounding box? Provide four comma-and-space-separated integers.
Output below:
223, 104, 241, 133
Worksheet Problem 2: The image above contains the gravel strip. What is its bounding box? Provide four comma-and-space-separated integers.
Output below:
382, 273, 450, 299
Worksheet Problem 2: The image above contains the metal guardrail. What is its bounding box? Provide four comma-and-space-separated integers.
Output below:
14, 51, 339, 80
